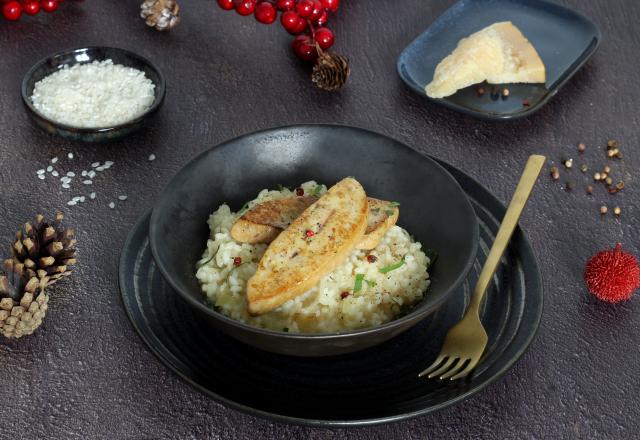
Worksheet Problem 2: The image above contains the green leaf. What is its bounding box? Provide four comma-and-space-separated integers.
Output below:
353, 273, 365, 293
379, 258, 405, 274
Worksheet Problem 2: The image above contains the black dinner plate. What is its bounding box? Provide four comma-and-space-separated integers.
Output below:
397, 0, 601, 120
119, 159, 543, 426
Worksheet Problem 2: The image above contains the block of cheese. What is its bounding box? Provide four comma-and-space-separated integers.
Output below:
425, 21, 546, 99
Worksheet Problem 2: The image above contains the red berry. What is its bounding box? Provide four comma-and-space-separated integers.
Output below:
305, 228, 315, 237
314, 9, 327, 26
254, 1, 276, 23
234, 0, 256, 15
584, 244, 640, 303
281, 10, 306, 34
295, 0, 314, 18
295, 187, 304, 196
367, 254, 378, 263
2, 1, 21, 20
41, 0, 58, 12
314, 26, 334, 50
233, 257, 242, 266
217, 0, 235, 10
23, 1, 40, 15
340, 291, 350, 299
308, 0, 323, 21
321, 0, 339, 12
276, 0, 294, 11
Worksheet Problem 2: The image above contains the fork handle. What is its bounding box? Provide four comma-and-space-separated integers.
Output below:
467, 154, 546, 315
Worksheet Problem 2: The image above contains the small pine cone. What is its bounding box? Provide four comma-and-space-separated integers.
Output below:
141, 0, 180, 31
312, 51, 351, 91
11, 212, 76, 287
0, 264, 48, 339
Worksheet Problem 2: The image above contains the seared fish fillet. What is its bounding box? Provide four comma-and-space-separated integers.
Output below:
246, 178, 368, 315
231, 196, 399, 250
358, 198, 400, 250
230, 196, 317, 244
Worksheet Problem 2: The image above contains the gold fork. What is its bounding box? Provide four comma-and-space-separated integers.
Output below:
418, 154, 546, 381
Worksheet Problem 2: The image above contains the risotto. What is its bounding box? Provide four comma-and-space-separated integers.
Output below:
195, 181, 432, 333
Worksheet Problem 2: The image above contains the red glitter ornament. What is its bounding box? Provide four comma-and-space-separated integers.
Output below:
584, 244, 640, 303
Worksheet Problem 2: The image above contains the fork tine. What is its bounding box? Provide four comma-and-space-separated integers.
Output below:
439, 359, 470, 380
450, 357, 481, 381
417, 354, 447, 377
426, 356, 458, 379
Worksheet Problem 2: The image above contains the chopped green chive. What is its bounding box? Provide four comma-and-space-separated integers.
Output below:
354, 274, 365, 292
388, 201, 401, 208
379, 258, 405, 274
277, 184, 288, 191
365, 279, 377, 288
385, 210, 394, 217
238, 202, 250, 216
314, 184, 326, 196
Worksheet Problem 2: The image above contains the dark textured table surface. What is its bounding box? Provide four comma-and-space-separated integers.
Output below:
1, 1, 639, 438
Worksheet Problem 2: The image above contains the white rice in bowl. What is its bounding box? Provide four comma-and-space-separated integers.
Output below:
195, 181, 432, 333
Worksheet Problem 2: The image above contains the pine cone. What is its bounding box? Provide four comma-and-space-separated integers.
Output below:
140, 0, 180, 31
10, 212, 76, 287
0, 260, 48, 339
312, 51, 351, 91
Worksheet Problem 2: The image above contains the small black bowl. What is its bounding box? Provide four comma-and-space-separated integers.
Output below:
148, 125, 479, 357
21, 47, 166, 142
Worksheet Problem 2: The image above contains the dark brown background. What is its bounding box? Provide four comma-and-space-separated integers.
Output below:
1, 0, 639, 438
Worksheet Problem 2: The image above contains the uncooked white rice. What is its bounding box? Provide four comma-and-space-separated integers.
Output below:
196, 181, 432, 334
31, 59, 155, 128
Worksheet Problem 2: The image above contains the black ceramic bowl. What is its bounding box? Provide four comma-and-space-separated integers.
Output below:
149, 125, 479, 356
21, 47, 166, 142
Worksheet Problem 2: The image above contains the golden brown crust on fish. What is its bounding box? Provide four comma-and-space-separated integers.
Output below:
357, 198, 399, 250
230, 196, 317, 244
230, 220, 281, 244
231, 196, 398, 249
246, 178, 368, 315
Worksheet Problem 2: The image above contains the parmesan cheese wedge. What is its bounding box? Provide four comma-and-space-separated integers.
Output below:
246, 178, 368, 316
425, 21, 546, 99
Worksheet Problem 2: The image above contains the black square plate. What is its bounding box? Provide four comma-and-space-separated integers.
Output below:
397, 0, 601, 120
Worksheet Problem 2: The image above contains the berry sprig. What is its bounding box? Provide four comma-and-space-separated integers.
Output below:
1, 0, 82, 21
217, 0, 349, 90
